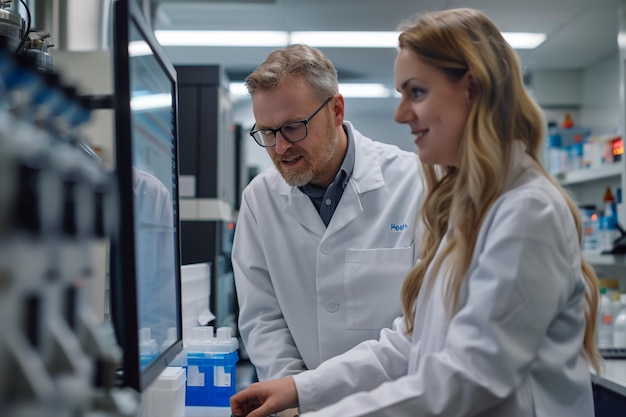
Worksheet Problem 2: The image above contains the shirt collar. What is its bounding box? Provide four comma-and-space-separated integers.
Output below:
299, 124, 355, 194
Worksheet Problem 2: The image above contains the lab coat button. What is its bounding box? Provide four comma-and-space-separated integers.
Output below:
321, 244, 331, 254
325, 300, 339, 312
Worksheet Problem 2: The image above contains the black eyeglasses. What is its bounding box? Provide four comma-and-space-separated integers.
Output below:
249, 96, 333, 147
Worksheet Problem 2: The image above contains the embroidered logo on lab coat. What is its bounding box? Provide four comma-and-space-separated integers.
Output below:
391, 223, 409, 231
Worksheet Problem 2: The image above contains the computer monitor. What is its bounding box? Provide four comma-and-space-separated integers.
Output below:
109, 0, 183, 392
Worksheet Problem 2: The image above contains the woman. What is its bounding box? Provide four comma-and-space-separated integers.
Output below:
230, 8, 600, 417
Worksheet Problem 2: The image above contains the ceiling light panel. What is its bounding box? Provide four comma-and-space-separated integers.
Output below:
229, 82, 393, 98
155, 30, 289, 47
502, 32, 547, 49
290, 31, 400, 48
156, 30, 547, 50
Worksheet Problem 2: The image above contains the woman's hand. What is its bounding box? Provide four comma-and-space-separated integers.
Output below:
230, 376, 299, 417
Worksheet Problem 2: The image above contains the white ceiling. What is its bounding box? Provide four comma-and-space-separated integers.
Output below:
151, 0, 623, 88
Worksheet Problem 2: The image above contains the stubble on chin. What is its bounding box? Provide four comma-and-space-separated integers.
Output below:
274, 156, 313, 187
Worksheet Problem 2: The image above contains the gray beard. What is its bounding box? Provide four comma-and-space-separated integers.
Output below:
277, 162, 313, 187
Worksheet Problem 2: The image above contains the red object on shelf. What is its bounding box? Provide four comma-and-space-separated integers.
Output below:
604, 186, 615, 205
612, 136, 623, 158
562, 112, 574, 128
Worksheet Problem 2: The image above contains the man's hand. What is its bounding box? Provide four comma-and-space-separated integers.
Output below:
230, 377, 299, 417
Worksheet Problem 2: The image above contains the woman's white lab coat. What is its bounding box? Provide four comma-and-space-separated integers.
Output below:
232, 122, 424, 381
293, 145, 594, 417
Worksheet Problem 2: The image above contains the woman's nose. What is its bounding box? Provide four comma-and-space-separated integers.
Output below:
394, 98, 414, 124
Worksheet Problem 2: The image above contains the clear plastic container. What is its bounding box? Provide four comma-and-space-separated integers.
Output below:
613, 294, 626, 348
579, 205, 599, 251
185, 326, 239, 408
545, 132, 565, 175
139, 327, 158, 367
598, 288, 614, 348
163, 327, 187, 367
140, 366, 186, 417
598, 215, 620, 253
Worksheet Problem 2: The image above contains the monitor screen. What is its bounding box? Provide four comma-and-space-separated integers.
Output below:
110, 0, 183, 392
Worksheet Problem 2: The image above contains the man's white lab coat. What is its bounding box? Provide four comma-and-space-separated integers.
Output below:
233, 122, 424, 381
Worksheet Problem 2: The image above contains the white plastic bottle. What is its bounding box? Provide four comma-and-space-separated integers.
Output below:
612, 292, 622, 318
579, 206, 599, 251
210, 327, 239, 389
598, 216, 620, 253
185, 326, 214, 407
613, 294, 626, 348
163, 326, 186, 367
139, 327, 158, 366
598, 287, 614, 348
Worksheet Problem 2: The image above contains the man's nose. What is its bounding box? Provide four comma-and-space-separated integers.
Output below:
273, 132, 292, 154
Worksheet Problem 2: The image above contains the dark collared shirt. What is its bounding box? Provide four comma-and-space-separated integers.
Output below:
299, 125, 355, 227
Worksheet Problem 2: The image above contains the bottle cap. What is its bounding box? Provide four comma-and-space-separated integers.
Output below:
139, 327, 152, 343
167, 327, 177, 340
189, 325, 214, 342
216, 327, 232, 341
139, 327, 157, 354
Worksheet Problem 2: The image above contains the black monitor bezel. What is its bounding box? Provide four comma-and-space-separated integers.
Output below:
110, 0, 183, 392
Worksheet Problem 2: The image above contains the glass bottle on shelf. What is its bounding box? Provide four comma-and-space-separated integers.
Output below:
579, 205, 599, 251
598, 287, 614, 348
613, 294, 626, 348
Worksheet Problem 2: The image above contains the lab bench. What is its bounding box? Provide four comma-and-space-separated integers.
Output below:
172, 360, 626, 416
184, 406, 231, 417
592, 359, 626, 415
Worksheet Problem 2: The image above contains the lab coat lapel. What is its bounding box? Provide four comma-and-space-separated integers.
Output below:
283, 187, 326, 238
324, 182, 362, 234
325, 126, 385, 235
276, 123, 387, 238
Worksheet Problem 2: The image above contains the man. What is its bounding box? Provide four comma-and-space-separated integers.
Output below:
232, 44, 423, 383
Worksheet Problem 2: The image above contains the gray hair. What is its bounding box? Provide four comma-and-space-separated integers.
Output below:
245, 44, 338, 100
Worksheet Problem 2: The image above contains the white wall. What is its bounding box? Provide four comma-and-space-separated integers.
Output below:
527, 54, 620, 136
528, 69, 583, 108
51, 50, 116, 168
580, 52, 621, 135
342, 97, 416, 152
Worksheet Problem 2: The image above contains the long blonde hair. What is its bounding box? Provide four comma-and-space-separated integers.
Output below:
398, 8, 600, 372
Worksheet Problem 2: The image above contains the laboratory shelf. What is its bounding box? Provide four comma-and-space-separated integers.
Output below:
556, 164, 622, 186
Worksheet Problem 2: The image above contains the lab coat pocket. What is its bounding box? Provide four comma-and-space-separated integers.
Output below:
344, 245, 414, 330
